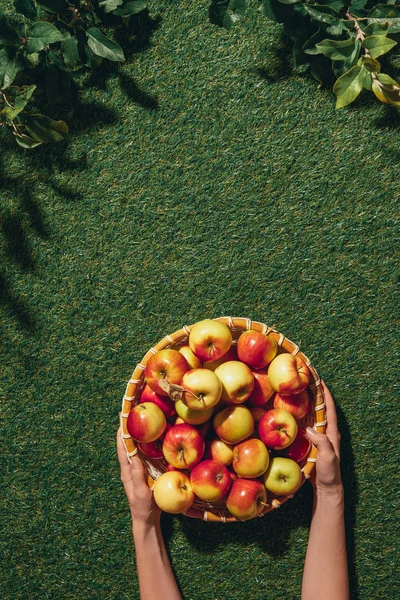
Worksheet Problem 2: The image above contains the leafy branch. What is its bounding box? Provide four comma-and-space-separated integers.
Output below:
210, 0, 400, 109
0, 0, 147, 148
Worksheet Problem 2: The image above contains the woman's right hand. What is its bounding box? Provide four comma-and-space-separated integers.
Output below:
306, 380, 343, 493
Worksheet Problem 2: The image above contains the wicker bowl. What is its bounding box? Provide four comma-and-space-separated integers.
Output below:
121, 317, 326, 522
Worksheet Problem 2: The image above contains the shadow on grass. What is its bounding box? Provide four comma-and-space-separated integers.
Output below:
337, 403, 359, 600
255, 30, 294, 83
0, 139, 87, 332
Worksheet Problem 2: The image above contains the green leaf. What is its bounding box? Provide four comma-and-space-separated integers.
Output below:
36, 0, 68, 13
99, 0, 123, 12
209, 0, 246, 29
362, 35, 397, 59
333, 65, 368, 108
0, 11, 19, 46
18, 113, 68, 142
259, 0, 295, 23
86, 27, 125, 62
350, 0, 368, 11
26, 22, 65, 53
303, 4, 342, 27
112, 0, 147, 17
61, 31, 81, 69
372, 72, 400, 106
368, 5, 400, 33
316, 38, 357, 61
363, 21, 389, 37
1, 84, 36, 123
359, 55, 381, 74
13, 0, 37, 18
15, 132, 43, 148
0, 48, 24, 89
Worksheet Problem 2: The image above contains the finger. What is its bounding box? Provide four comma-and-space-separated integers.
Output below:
306, 428, 337, 460
320, 380, 341, 457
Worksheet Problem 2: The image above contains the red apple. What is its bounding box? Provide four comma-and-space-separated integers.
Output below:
189, 319, 232, 362
178, 345, 203, 370
263, 457, 302, 496
258, 408, 298, 450
247, 369, 275, 406
273, 389, 310, 419
190, 460, 232, 502
139, 384, 176, 418
237, 330, 278, 369
232, 438, 270, 478
267, 353, 310, 395
203, 345, 238, 371
204, 437, 234, 466
137, 423, 172, 459
153, 471, 195, 514
162, 423, 205, 469
145, 349, 190, 396
181, 368, 222, 411
226, 478, 267, 520
213, 405, 254, 444
214, 361, 254, 404
127, 402, 166, 443
280, 428, 311, 463
137, 439, 164, 459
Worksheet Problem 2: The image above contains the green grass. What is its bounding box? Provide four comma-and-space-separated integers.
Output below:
1, 1, 399, 599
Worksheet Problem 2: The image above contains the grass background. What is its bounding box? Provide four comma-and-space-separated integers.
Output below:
1, 1, 399, 598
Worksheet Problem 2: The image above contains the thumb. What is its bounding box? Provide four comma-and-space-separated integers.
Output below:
306, 427, 336, 457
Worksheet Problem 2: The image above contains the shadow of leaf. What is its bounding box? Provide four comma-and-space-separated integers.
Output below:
0, 272, 36, 332
118, 72, 159, 109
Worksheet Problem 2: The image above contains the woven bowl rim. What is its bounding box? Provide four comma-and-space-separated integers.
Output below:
120, 316, 326, 523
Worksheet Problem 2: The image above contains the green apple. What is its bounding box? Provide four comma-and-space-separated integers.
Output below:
263, 457, 302, 496
175, 399, 213, 425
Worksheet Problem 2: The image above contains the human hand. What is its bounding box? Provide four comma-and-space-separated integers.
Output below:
306, 380, 342, 493
117, 417, 161, 530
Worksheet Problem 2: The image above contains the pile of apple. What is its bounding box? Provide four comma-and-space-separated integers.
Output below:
127, 319, 313, 521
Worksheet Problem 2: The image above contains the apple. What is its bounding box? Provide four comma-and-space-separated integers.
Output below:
175, 416, 212, 438
237, 330, 278, 369
232, 438, 270, 478
145, 349, 190, 396
137, 423, 172, 459
249, 406, 267, 424
190, 460, 232, 502
273, 389, 310, 420
205, 437, 234, 466
247, 369, 275, 406
181, 368, 222, 411
127, 402, 166, 443
162, 423, 205, 469
226, 478, 267, 520
263, 457, 302, 496
213, 405, 254, 444
280, 428, 311, 463
153, 471, 195, 514
214, 361, 254, 404
137, 439, 164, 459
139, 384, 176, 418
178, 345, 203, 370
203, 345, 238, 371
175, 399, 214, 425
189, 319, 232, 362
258, 408, 298, 450
267, 353, 310, 395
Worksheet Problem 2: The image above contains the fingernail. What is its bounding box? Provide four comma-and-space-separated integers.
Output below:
306, 427, 316, 437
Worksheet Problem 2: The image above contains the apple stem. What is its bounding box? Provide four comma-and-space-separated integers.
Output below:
259, 502, 269, 507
